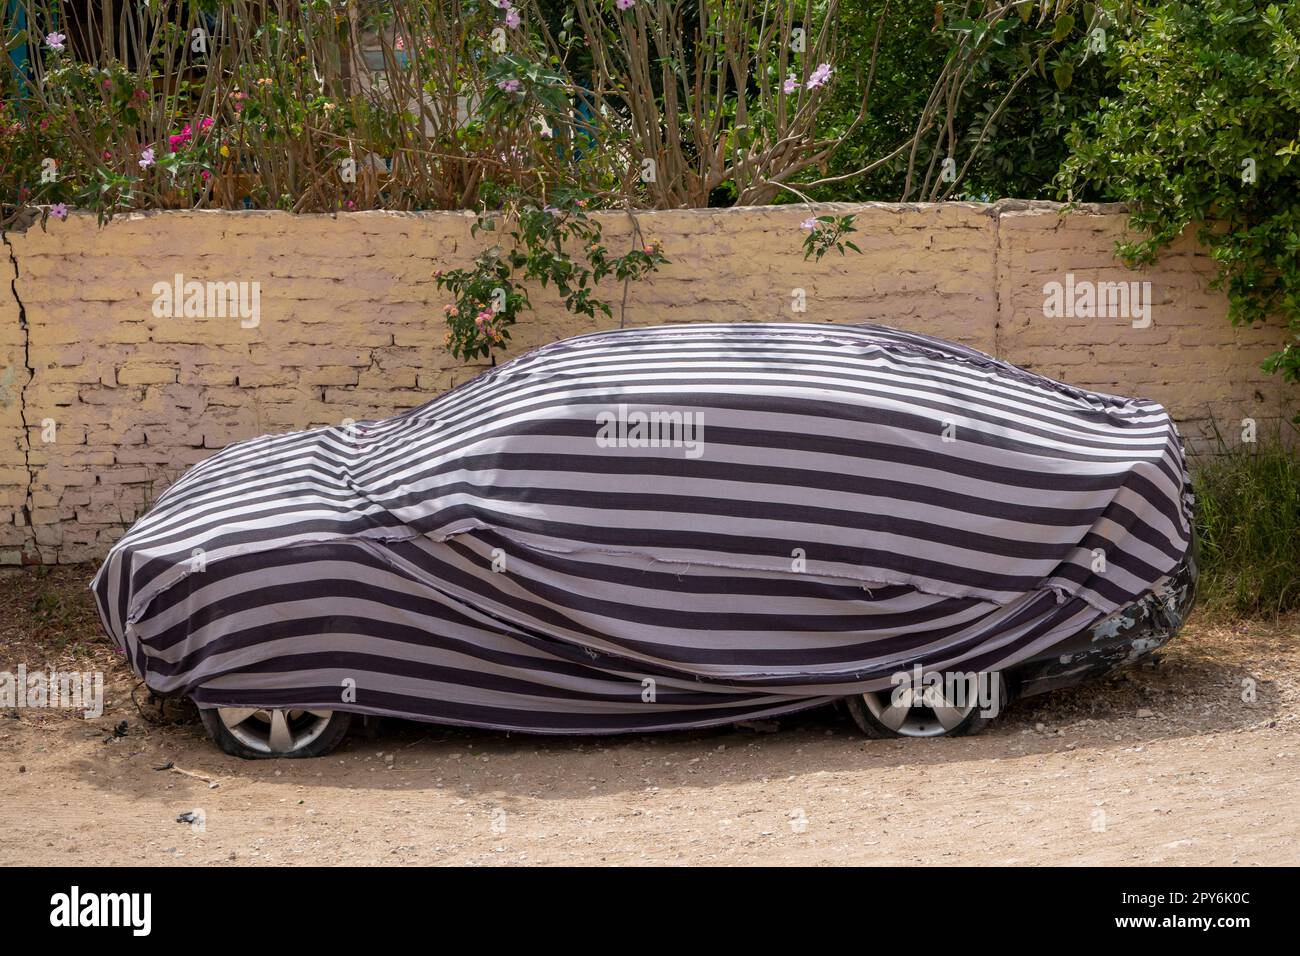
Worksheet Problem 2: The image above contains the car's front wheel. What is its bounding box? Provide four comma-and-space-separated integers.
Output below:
844, 683, 1003, 739
199, 706, 352, 759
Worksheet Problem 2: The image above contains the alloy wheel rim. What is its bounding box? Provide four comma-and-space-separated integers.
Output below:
861, 690, 976, 737
217, 707, 335, 755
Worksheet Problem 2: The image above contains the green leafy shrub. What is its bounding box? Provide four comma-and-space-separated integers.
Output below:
1192, 423, 1300, 617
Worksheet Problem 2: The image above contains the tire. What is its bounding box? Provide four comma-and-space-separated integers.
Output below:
844, 677, 1006, 739
199, 706, 352, 759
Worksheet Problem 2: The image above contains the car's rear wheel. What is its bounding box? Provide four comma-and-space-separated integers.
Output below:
844, 682, 1003, 739
199, 706, 352, 759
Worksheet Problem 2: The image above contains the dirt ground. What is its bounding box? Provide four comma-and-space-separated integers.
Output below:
1, 565, 1297, 866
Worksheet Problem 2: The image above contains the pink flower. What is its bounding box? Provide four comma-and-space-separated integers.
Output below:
200, 169, 212, 181
45, 32, 65, 52
800, 217, 818, 231
168, 124, 194, 152
783, 76, 798, 95
497, 79, 521, 93
200, 117, 215, 131
616, 0, 635, 9
50, 203, 68, 220
806, 63, 833, 89
505, 8, 521, 28
394, 36, 406, 51
138, 147, 155, 168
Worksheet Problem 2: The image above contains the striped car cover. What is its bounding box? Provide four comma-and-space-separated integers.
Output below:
92, 323, 1194, 733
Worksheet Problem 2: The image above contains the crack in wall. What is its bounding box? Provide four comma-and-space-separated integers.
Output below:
2, 230, 36, 557
984, 199, 1036, 363
991, 202, 1003, 360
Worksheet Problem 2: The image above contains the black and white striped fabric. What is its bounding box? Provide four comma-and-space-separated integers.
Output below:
92, 323, 1193, 733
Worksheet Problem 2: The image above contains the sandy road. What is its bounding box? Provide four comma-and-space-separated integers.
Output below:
0, 583, 1296, 865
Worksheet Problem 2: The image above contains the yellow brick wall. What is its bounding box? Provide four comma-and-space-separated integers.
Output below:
994, 204, 1291, 446
0, 202, 1293, 563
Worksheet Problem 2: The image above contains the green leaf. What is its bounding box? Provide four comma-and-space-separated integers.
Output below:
1052, 14, 1076, 43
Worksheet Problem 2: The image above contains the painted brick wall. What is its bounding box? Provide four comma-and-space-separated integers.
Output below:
0, 201, 1293, 564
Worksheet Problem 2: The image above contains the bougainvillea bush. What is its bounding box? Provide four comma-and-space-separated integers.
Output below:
2, 1, 622, 219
